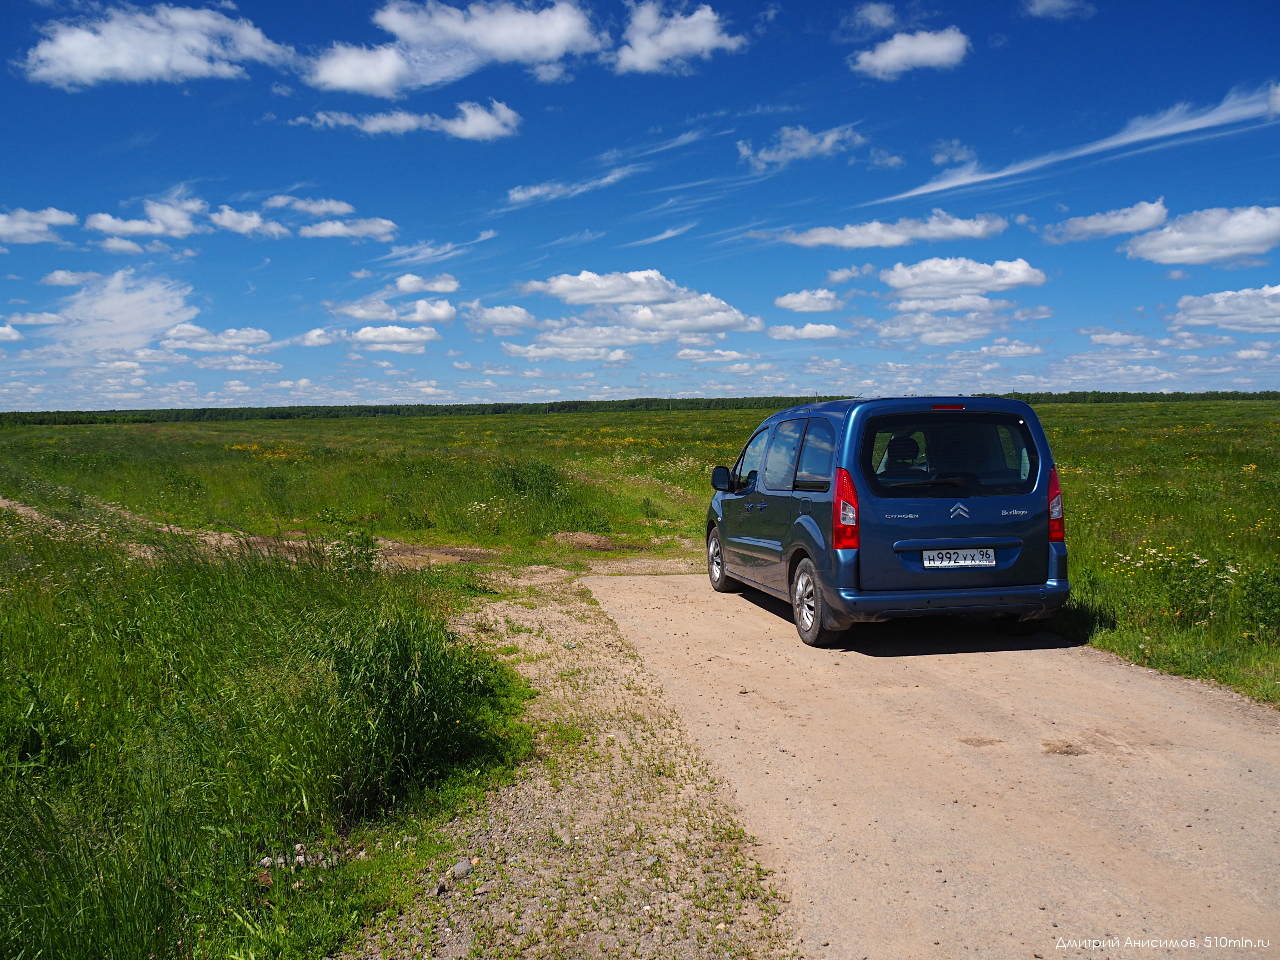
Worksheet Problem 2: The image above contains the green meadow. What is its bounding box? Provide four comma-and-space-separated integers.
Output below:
1, 398, 1278, 958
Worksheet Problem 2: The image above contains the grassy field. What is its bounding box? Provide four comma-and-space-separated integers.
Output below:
1, 399, 1277, 958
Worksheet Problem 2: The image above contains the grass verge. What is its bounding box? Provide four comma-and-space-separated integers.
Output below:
0, 515, 531, 959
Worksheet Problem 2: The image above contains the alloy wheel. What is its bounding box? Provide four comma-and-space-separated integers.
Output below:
795, 570, 816, 632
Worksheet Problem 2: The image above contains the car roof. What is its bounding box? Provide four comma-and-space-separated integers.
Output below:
763, 396, 1034, 424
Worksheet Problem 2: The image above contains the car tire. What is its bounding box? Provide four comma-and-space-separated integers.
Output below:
791, 557, 842, 647
707, 527, 740, 593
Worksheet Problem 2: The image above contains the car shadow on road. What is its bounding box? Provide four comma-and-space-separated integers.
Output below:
734, 587, 1086, 657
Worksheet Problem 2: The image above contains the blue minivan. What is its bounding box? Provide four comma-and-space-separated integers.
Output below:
706, 397, 1069, 646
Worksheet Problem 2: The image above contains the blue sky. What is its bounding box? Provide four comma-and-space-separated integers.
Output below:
1, 0, 1278, 409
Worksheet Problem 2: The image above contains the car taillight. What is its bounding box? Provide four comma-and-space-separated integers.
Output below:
832, 467, 859, 549
1047, 466, 1065, 542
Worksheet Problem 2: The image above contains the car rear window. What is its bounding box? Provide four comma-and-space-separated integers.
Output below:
860, 412, 1039, 498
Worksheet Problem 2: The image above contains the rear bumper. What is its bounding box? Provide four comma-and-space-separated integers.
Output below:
827, 579, 1070, 625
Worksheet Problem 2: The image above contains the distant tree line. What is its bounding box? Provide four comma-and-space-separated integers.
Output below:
1, 391, 1276, 427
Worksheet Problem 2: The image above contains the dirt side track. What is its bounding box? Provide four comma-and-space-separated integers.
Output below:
584, 574, 1280, 960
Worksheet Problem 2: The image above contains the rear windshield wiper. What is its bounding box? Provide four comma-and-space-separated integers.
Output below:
884, 477, 965, 488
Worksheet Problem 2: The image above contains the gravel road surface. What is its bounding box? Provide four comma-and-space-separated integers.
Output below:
584, 574, 1280, 960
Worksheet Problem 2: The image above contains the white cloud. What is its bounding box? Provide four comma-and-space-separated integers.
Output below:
0, 325, 23, 342
1023, 0, 1095, 20
350, 324, 442, 353
210, 206, 290, 238
306, 44, 413, 99
525, 269, 762, 337
777, 209, 1006, 249
1271, 84, 1280, 118
827, 263, 876, 284
774, 288, 842, 312
868, 311, 1008, 346
264, 195, 355, 216
513, 268, 761, 358
948, 337, 1044, 358
396, 272, 458, 293
294, 100, 521, 140
537, 326, 669, 348
161, 323, 272, 352
1045, 199, 1167, 243
523, 268, 681, 304
40, 270, 101, 286
464, 303, 538, 336
507, 165, 639, 205
720, 362, 775, 375
22, 5, 294, 89
98, 237, 146, 254
49, 269, 201, 354
674, 348, 757, 362
298, 218, 398, 241
931, 139, 975, 166
891, 294, 1014, 314
332, 297, 400, 321
297, 328, 339, 347
868, 148, 904, 168
86, 198, 207, 239
404, 298, 456, 322
736, 124, 865, 173
886, 85, 1278, 202
849, 27, 969, 80
501, 343, 630, 362
192, 355, 283, 372
0, 208, 78, 245
1122, 206, 1280, 265
849, 3, 897, 32
614, 2, 746, 74
766, 323, 849, 340
307, 0, 605, 97
1048, 350, 1179, 386
880, 257, 1046, 297
1171, 284, 1280, 333
6, 312, 66, 325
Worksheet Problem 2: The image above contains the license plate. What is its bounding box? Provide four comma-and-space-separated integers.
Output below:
923, 548, 996, 569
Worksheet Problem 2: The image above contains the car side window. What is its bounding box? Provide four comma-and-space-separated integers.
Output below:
763, 419, 806, 490
794, 418, 836, 491
733, 429, 770, 490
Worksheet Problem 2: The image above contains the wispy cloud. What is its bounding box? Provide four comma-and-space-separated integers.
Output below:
507, 165, 643, 206
291, 100, 520, 141
881, 84, 1280, 202
621, 222, 698, 246
377, 230, 496, 265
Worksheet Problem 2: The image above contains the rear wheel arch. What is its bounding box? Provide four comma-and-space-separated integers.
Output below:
786, 546, 811, 589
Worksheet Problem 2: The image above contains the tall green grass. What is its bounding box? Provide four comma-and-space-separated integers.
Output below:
0, 517, 529, 959
0, 424, 623, 545
1040, 403, 1280, 702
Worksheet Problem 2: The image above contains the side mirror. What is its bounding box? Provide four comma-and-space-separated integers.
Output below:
710, 465, 732, 491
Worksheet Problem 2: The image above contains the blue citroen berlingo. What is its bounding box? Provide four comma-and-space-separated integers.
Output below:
706, 397, 1069, 646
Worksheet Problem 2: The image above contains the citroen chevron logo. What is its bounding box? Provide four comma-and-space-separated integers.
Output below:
950, 502, 969, 519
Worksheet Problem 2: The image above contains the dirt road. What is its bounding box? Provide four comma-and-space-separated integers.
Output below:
584, 574, 1280, 960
